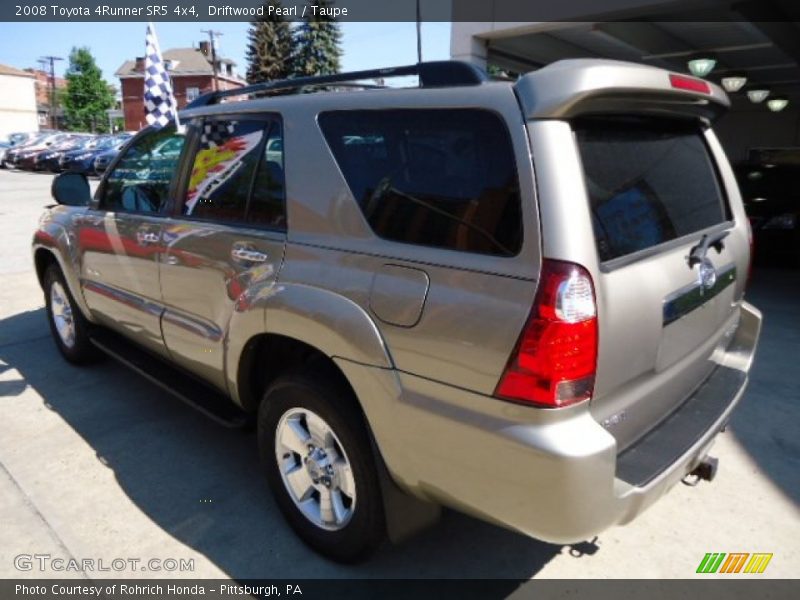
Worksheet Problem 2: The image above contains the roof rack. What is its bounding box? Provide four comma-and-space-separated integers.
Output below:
186, 60, 487, 109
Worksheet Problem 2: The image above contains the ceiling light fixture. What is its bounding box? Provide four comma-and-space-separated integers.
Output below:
767, 96, 789, 112
721, 73, 748, 93
687, 56, 716, 78
747, 88, 771, 103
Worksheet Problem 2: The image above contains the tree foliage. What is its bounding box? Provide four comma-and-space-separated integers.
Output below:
291, 0, 343, 77
63, 47, 114, 132
246, 1, 294, 83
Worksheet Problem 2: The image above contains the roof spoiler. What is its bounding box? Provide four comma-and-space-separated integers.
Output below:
514, 59, 730, 122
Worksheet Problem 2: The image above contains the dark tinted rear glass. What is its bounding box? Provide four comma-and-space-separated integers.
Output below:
319, 109, 522, 256
574, 117, 728, 262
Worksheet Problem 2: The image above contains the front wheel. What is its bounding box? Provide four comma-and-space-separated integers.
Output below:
44, 265, 98, 364
258, 371, 386, 562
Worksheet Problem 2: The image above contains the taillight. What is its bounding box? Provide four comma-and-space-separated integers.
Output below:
495, 259, 598, 408
669, 73, 711, 95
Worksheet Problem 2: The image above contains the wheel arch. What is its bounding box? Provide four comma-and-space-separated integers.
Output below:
235, 333, 357, 415
225, 282, 393, 409
33, 243, 93, 322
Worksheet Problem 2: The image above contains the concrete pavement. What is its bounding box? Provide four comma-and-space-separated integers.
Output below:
0, 169, 797, 580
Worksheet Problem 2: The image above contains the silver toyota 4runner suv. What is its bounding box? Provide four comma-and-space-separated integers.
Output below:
33, 59, 762, 562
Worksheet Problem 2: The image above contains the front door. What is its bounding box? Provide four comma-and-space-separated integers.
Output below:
79, 126, 187, 355
159, 115, 287, 390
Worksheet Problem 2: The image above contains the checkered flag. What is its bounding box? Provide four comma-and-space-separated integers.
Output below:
200, 121, 236, 148
143, 23, 178, 129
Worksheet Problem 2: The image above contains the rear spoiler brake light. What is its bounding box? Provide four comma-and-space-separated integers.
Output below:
669, 74, 711, 95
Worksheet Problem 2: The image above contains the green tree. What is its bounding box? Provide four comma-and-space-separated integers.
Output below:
291, 0, 342, 77
246, 1, 295, 83
63, 47, 114, 133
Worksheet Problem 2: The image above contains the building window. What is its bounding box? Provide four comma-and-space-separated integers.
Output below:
186, 87, 200, 103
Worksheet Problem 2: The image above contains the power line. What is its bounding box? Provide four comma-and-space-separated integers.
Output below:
201, 29, 224, 92
39, 55, 64, 129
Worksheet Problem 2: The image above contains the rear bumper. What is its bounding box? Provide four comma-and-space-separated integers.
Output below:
338, 301, 762, 543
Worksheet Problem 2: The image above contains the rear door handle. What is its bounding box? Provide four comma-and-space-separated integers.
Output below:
231, 247, 268, 263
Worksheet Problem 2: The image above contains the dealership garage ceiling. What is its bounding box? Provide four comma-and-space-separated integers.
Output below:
474, 10, 800, 163
489, 21, 800, 97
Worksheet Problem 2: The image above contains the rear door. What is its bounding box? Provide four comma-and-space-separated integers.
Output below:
530, 115, 749, 450
159, 114, 286, 391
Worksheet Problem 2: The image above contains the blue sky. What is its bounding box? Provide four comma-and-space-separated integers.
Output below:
0, 21, 451, 86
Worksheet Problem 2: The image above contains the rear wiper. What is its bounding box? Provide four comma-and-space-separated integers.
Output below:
687, 230, 729, 268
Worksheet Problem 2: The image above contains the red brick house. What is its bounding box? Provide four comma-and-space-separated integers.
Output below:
115, 41, 245, 131
25, 68, 67, 128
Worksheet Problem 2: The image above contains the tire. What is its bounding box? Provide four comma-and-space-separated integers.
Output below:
258, 369, 386, 562
44, 264, 98, 364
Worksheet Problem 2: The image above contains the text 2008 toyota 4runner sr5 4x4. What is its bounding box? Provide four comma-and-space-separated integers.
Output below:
33, 59, 761, 562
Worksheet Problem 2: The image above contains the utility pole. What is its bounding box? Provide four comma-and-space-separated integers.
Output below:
201, 29, 223, 91
39, 55, 63, 130
416, 0, 422, 64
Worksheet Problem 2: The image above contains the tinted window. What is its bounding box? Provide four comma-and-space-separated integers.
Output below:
184, 119, 267, 223
247, 121, 286, 229
574, 117, 728, 262
319, 109, 522, 256
102, 126, 184, 213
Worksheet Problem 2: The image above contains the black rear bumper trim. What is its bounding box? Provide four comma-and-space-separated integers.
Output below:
615, 365, 746, 487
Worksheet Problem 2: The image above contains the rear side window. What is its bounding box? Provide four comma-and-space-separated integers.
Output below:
319, 109, 522, 256
184, 117, 286, 229
574, 117, 728, 262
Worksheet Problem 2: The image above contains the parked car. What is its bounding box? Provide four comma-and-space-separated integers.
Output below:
735, 159, 800, 268
61, 134, 131, 175
2, 133, 48, 167
16, 135, 91, 171
0, 142, 10, 167
33, 59, 761, 562
34, 135, 96, 172
93, 135, 135, 174
1, 131, 38, 147
6, 132, 73, 169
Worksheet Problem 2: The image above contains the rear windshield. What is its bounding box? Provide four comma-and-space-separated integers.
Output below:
574, 117, 729, 262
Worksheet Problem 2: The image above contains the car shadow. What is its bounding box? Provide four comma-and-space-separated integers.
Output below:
0, 307, 564, 581
727, 267, 800, 505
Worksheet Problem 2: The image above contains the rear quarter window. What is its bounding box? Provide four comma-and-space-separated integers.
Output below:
574, 117, 729, 262
319, 109, 522, 256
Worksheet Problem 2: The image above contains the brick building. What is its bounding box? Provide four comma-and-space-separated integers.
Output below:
25, 68, 67, 128
115, 41, 245, 131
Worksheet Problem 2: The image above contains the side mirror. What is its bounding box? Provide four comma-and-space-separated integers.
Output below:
51, 172, 91, 206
